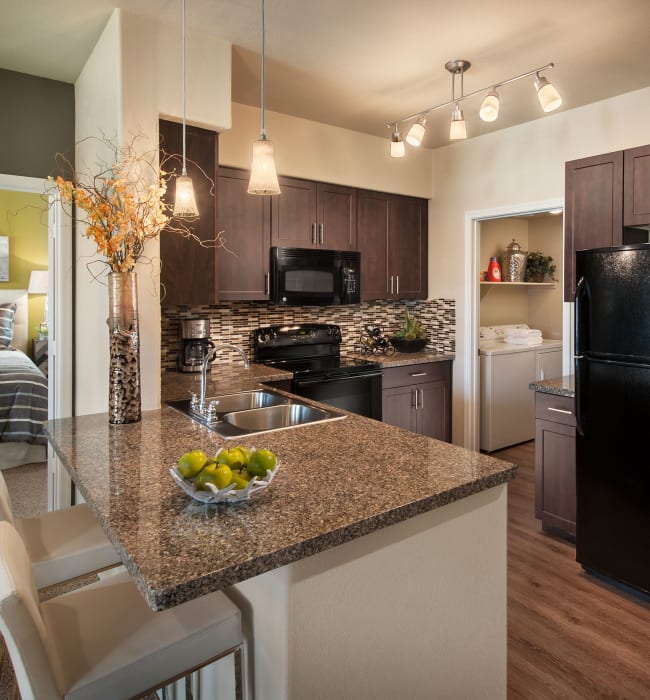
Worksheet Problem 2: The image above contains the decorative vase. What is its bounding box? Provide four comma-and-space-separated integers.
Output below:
107, 271, 141, 424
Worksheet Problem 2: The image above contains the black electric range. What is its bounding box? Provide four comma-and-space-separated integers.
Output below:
254, 323, 382, 419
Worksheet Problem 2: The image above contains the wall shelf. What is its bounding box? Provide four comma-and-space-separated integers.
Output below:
480, 280, 557, 299
480, 281, 556, 287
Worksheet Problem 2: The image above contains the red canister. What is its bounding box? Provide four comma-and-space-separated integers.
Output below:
487, 257, 502, 282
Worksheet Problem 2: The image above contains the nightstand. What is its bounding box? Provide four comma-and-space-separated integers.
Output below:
33, 338, 48, 377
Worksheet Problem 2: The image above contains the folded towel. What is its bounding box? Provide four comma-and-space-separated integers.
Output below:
505, 328, 542, 338
504, 336, 544, 345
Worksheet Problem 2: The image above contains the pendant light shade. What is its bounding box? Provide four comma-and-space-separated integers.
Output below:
479, 89, 500, 122
174, 175, 199, 216
248, 135, 281, 194
173, 0, 198, 217
449, 104, 467, 140
405, 116, 427, 147
534, 74, 562, 112
248, 0, 280, 195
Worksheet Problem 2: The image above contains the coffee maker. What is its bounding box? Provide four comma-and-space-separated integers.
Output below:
178, 319, 214, 373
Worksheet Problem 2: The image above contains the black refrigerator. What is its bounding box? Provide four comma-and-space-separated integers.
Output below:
575, 243, 650, 596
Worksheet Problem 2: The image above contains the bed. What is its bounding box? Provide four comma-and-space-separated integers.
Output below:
0, 290, 48, 469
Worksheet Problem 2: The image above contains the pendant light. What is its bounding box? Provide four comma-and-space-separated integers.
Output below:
173, 0, 199, 217
449, 104, 467, 140
248, 0, 281, 195
447, 60, 468, 141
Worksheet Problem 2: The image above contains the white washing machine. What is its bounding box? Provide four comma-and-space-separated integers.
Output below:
480, 325, 563, 452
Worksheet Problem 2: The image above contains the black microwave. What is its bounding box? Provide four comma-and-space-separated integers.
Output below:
270, 247, 361, 305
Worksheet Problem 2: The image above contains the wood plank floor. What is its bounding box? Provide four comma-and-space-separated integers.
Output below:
495, 441, 650, 699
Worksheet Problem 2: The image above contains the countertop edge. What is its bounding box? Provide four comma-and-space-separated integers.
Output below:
141, 466, 516, 610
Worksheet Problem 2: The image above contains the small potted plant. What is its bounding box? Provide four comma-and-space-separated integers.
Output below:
390, 310, 428, 353
525, 251, 557, 283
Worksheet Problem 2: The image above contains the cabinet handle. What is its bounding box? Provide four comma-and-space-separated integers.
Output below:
547, 407, 573, 415
264, 272, 270, 296
410, 372, 427, 377
319, 223, 324, 245
418, 388, 423, 409
390, 275, 394, 294
396, 275, 400, 294
311, 223, 317, 245
413, 388, 419, 410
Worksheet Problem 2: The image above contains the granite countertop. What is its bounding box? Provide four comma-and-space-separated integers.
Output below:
46, 368, 514, 612
348, 350, 455, 367
529, 375, 575, 398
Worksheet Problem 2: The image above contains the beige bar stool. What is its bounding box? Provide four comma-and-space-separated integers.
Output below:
0, 472, 120, 588
0, 521, 248, 700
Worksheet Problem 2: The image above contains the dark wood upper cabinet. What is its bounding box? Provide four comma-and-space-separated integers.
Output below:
357, 189, 428, 301
159, 119, 218, 306
564, 151, 623, 301
565, 142, 650, 302
217, 167, 271, 300
623, 144, 650, 227
271, 176, 356, 250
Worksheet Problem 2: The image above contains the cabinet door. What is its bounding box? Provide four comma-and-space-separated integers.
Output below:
317, 183, 356, 250
159, 119, 218, 306
382, 385, 417, 433
357, 189, 389, 300
388, 195, 428, 299
417, 379, 451, 442
271, 176, 317, 248
534, 418, 576, 538
623, 144, 650, 227
564, 151, 623, 301
217, 167, 271, 300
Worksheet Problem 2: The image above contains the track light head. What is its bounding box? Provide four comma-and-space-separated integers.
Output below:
479, 89, 500, 122
390, 128, 405, 157
534, 73, 562, 112
405, 116, 427, 147
449, 104, 467, 140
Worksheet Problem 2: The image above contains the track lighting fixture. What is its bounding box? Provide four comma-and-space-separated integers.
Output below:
248, 0, 281, 195
387, 59, 562, 153
173, 0, 199, 217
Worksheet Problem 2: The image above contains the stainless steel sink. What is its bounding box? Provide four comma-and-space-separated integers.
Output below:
223, 403, 332, 431
202, 390, 287, 414
167, 389, 346, 438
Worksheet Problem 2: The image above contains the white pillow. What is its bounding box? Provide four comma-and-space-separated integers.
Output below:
0, 303, 16, 347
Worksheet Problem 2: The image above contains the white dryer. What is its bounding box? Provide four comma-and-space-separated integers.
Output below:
480, 325, 562, 452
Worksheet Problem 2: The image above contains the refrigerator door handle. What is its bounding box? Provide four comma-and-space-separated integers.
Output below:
574, 356, 584, 436
575, 275, 587, 357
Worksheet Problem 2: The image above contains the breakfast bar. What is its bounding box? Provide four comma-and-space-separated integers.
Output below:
45, 371, 516, 699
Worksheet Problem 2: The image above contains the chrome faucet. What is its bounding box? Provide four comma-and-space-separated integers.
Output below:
196, 344, 250, 414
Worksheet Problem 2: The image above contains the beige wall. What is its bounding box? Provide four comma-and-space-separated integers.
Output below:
219, 102, 432, 198
430, 86, 650, 445
528, 216, 563, 339
74, 10, 231, 415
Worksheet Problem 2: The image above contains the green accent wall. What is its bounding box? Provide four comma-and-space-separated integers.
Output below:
0, 189, 48, 354
0, 69, 74, 179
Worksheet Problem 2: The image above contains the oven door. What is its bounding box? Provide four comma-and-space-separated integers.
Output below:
293, 371, 382, 420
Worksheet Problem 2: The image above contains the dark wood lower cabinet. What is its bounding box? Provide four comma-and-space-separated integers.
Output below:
534, 392, 576, 540
382, 361, 451, 442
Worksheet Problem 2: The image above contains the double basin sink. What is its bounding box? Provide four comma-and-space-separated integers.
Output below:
167, 388, 346, 438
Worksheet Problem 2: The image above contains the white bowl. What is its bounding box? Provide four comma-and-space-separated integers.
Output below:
169, 448, 279, 504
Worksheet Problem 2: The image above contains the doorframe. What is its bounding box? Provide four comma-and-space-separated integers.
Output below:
0, 173, 73, 508
463, 197, 565, 452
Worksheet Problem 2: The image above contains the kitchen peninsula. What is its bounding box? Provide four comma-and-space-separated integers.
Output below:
45, 366, 516, 699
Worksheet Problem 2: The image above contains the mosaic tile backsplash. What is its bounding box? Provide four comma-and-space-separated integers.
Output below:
161, 299, 456, 370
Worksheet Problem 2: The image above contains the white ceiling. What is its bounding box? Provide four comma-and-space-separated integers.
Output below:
2, 0, 650, 148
